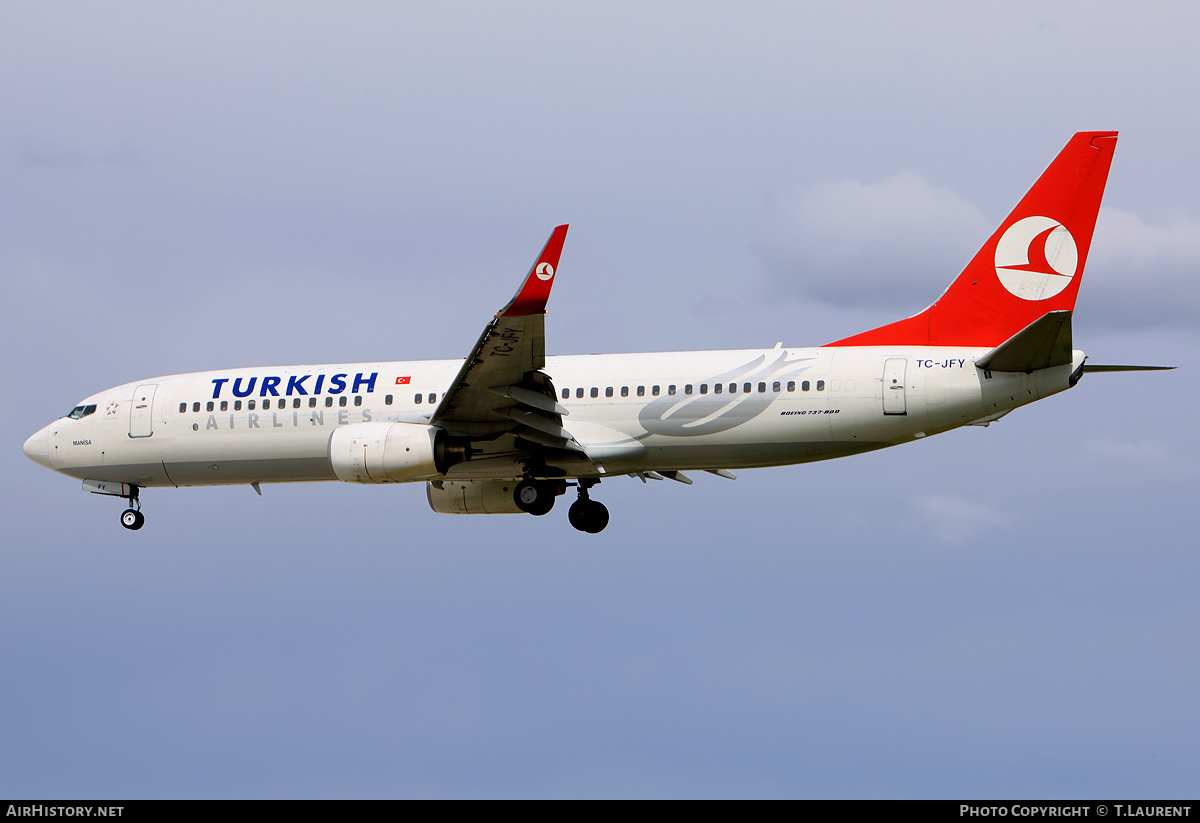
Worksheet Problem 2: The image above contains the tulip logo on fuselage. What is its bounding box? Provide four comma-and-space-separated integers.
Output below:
993, 216, 1078, 301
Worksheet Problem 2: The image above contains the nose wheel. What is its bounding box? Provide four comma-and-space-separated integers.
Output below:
568, 480, 609, 533
120, 508, 145, 530
116, 485, 144, 530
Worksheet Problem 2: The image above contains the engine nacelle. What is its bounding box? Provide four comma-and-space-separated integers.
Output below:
330, 421, 446, 484
426, 479, 524, 514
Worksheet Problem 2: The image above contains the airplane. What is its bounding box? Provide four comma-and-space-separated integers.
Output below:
23, 131, 1171, 534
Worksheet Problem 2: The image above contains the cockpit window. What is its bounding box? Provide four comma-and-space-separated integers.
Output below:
65, 404, 97, 420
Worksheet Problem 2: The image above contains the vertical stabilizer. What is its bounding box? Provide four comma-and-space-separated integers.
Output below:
826, 131, 1117, 348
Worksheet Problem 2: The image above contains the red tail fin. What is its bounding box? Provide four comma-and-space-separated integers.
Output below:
825, 131, 1117, 348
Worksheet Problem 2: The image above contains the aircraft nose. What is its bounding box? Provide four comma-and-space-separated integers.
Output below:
23, 426, 51, 469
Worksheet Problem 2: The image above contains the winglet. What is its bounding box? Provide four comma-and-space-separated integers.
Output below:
498, 225, 569, 317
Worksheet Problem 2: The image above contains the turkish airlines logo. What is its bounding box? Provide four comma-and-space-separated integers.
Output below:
994, 216, 1079, 300
535, 262, 555, 281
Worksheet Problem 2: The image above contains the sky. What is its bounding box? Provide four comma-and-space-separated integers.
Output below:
2, 1, 1198, 799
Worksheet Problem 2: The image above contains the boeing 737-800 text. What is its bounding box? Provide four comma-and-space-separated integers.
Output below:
23, 131, 1169, 533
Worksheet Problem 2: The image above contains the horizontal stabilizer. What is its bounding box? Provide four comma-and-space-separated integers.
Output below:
1080, 364, 1175, 372
976, 311, 1072, 373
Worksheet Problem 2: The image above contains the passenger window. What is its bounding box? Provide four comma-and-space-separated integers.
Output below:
562, 388, 569, 399
355, 396, 363, 406
206, 401, 214, 412
590, 387, 598, 398
772, 381, 780, 392
428, 393, 436, 404
576, 388, 584, 399
787, 381, 795, 392
220, 401, 228, 411
339, 396, 348, 407
637, 386, 645, 397
685, 384, 692, 395
293, 398, 301, 409
802, 380, 810, 391
605, 387, 613, 398
415, 394, 422, 404
179, 403, 186, 413
312, 397, 320, 407
653, 385, 661, 396
234, 400, 242, 411
700, 384, 708, 395
248, 400, 256, 410
669, 385, 677, 396
714, 383, 722, 394
193, 402, 201, 413
758, 382, 766, 393
816, 380, 825, 391
744, 383, 752, 393
325, 397, 333, 408
620, 386, 628, 397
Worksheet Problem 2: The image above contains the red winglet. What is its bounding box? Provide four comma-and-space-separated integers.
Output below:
498, 225, 569, 317
825, 132, 1117, 348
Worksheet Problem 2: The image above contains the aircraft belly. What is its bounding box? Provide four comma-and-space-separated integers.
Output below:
160, 426, 335, 485
638, 440, 889, 471
162, 456, 336, 485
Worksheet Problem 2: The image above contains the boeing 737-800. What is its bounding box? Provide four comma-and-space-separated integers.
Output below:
22, 131, 1169, 533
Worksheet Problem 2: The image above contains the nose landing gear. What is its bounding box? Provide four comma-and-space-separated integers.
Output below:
117, 484, 144, 530
568, 479, 609, 534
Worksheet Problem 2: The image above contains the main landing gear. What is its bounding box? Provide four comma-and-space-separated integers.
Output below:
567, 479, 609, 534
513, 477, 610, 533
513, 479, 560, 516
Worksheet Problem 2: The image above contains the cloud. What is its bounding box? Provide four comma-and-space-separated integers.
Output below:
914, 494, 1009, 545
1083, 208, 1200, 329
759, 172, 991, 310
15, 139, 141, 169
759, 181, 1200, 333
1084, 438, 1167, 461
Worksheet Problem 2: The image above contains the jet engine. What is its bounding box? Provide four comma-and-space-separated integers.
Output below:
329, 421, 465, 483
426, 479, 525, 514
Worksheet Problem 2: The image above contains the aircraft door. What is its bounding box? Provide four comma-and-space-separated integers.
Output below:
129, 384, 157, 437
882, 358, 907, 415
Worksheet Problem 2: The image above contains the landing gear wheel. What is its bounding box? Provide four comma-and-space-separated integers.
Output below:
568, 499, 609, 533
513, 479, 555, 516
120, 509, 145, 531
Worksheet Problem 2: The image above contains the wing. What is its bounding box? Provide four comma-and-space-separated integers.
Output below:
431, 226, 589, 469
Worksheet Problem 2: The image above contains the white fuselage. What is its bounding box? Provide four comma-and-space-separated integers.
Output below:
24, 345, 1082, 489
